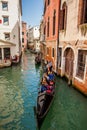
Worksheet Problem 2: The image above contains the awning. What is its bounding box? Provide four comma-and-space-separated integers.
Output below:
0, 39, 16, 47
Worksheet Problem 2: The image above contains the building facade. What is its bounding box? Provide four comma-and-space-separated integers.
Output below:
22, 21, 27, 52
58, 0, 87, 95
42, 0, 60, 72
0, 0, 22, 62
40, 16, 46, 60
27, 26, 40, 52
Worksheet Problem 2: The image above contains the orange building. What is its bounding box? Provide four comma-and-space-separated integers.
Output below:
22, 21, 27, 52
42, 0, 60, 72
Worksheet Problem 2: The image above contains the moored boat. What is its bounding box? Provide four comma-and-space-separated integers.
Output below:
0, 60, 12, 68
12, 55, 20, 65
35, 58, 41, 64
36, 81, 55, 129
35, 54, 41, 64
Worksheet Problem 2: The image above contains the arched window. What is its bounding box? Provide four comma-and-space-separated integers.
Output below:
78, 0, 87, 25
53, 10, 56, 35
59, 2, 67, 30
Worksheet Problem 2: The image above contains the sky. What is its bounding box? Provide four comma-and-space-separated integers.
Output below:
22, 0, 44, 27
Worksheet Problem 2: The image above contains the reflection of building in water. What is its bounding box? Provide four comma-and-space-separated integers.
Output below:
0, 78, 24, 129
22, 53, 28, 70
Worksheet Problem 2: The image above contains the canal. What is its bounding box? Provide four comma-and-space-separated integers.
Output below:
0, 52, 42, 130
0, 52, 87, 130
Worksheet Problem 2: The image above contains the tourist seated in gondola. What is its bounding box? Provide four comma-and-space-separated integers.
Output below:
47, 68, 55, 81
49, 80, 55, 86
40, 77, 48, 92
43, 72, 50, 82
40, 76, 55, 94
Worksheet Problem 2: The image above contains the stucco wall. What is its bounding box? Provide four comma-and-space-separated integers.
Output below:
0, 0, 22, 56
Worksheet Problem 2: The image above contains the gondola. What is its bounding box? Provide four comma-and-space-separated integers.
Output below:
0, 60, 12, 68
35, 52, 41, 64
35, 57, 41, 64
36, 83, 56, 129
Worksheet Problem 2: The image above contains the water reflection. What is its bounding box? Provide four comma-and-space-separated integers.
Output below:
0, 52, 41, 130
0, 77, 24, 130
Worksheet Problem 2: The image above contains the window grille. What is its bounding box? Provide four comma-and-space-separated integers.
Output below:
76, 50, 87, 79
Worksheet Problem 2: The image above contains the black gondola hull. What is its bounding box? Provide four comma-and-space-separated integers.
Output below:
36, 91, 55, 129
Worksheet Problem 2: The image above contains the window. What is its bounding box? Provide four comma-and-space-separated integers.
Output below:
48, 0, 50, 5
59, 2, 67, 30
47, 47, 49, 55
52, 48, 55, 57
22, 32, 24, 35
4, 33, 10, 40
22, 38, 24, 43
44, 25, 46, 35
3, 16, 9, 25
53, 10, 56, 35
78, 0, 87, 24
44, 2, 46, 14
58, 48, 62, 67
47, 17, 50, 37
76, 50, 87, 79
43, 25, 46, 40
4, 48, 10, 59
2, 2, 8, 11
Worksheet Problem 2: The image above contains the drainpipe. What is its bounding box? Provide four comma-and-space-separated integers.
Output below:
56, 0, 61, 75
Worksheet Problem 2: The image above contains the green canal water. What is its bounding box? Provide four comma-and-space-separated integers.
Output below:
0, 52, 87, 130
